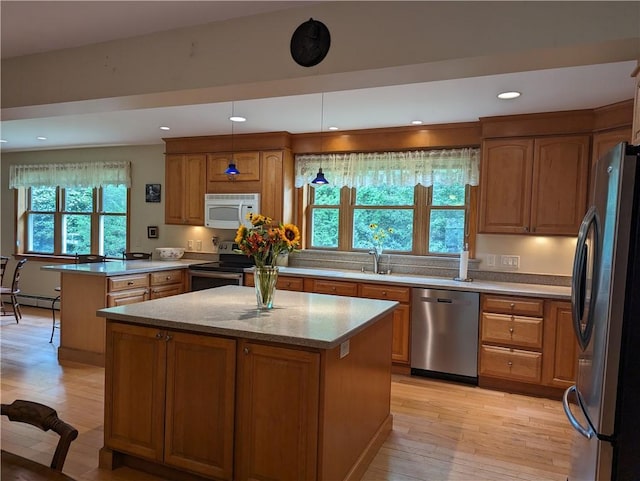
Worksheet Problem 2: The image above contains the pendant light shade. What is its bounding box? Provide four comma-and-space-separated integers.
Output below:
225, 163, 240, 176
311, 93, 329, 185
311, 168, 328, 184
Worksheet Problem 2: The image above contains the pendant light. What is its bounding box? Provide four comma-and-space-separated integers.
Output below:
224, 102, 240, 177
311, 93, 329, 185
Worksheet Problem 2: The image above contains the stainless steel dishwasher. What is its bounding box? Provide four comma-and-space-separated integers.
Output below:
411, 288, 480, 384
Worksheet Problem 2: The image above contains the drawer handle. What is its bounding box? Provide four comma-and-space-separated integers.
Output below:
382, 291, 387, 296
507, 361, 513, 367
127, 281, 134, 285
510, 303, 515, 309
509, 327, 514, 334
332, 287, 336, 291
166, 276, 171, 280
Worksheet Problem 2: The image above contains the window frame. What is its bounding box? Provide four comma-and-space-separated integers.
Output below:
17, 185, 130, 259
302, 183, 477, 257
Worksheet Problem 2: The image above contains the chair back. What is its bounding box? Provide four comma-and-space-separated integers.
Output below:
0, 256, 8, 285
1, 399, 78, 472
122, 251, 152, 260
75, 254, 106, 264
10, 258, 27, 293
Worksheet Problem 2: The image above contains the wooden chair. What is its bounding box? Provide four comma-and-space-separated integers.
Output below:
1, 399, 78, 472
1, 258, 27, 323
122, 251, 152, 260
0, 255, 8, 286
50, 254, 106, 343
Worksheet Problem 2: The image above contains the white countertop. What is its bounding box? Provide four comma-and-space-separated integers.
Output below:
41, 259, 204, 276
96, 285, 398, 349
269, 266, 572, 300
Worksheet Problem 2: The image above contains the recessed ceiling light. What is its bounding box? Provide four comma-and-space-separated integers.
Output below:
411, 120, 423, 125
229, 116, 246, 122
160, 126, 170, 131
497, 91, 521, 100
0, 139, 7, 143
36, 136, 47, 140
328, 126, 339, 131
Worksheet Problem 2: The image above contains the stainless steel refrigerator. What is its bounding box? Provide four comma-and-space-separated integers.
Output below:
563, 142, 640, 481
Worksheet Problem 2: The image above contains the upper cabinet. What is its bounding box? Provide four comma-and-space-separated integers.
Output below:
479, 135, 589, 235
164, 133, 295, 225
165, 154, 207, 225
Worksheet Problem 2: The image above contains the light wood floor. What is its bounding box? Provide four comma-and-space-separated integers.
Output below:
1, 307, 573, 481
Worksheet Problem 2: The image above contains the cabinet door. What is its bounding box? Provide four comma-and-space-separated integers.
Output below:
590, 128, 631, 202
542, 301, 579, 389
391, 304, 410, 364
164, 332, 236, 480
165, 154, 206, 225
633, 69, 640, 146
149, 284, 183, 300
104, 322, 166, 461
531, 136, 589, 235
260, 150, 284, 222
106, 288, 149, 307
184, 154, 207, 225
236, 341, 319, 481
207, 152, 260, 182
478, 139, 534, 233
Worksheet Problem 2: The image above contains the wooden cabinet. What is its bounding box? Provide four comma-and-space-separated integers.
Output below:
104, 322, 236, 480
106, 274, 149, 307
165, 154, 206, 225
542, 301, 579, 389
207, 151, 261, 183
304, 278, 359, 297
149, 269, 184, 300
359, 283, 411, 364
479, 295, 544, 384
479, 294, 579, 397
479, 135, 589, 235
244, 272, 304, 291
235, 341, 320, 481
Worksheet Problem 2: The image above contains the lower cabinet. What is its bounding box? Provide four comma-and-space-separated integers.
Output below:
149, 269, 184, 299
104, 322, 236, 480
235, 340, 320, 481
107, 274, 149, 307
479, 294, 579, 396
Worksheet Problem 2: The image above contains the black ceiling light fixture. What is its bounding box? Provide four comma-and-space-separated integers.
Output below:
224, 102, 241, 178
290, 18, 331, 68
312, 93, 329, 185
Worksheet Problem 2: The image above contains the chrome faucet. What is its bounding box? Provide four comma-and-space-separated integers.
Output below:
368, 249, 381, 274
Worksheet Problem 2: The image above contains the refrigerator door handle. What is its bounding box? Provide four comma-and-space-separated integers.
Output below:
571, 206, 599, 351
563, 385, 595, 440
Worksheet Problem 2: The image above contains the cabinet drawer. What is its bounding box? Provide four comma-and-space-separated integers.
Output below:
480, 345, 542, 383
107, 288, 149, 307
150, 270, 183, 286
481, 312, 543, 349
108, 274, 149, 292
150, 284, 184, 299
359, 283, 410, 303
276, 276, 304, 291
482, 295, 544, 317
308, 279, 358, 297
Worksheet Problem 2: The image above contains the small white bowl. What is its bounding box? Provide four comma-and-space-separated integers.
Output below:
155, 247, 185, 261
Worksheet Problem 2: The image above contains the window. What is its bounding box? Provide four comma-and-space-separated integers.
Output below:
25, 185, 128, 257
10, 161, 131, 258
297, 149, 478, 255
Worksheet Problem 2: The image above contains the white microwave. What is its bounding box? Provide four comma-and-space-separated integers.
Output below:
204, 193, 260, 229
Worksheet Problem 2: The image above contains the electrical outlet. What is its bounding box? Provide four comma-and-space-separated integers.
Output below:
340, 340, 350, 359
500, 255, 520, 269
187, 240, 193, 250
196, 240, 202, 251
486, 254, 496, 267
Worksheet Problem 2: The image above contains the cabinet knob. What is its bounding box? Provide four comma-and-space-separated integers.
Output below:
509, 327, 514, 334
243, 347, 250, 355
507, 361, 513, 367
523, 226, 529, 232
166, 276, 171, 280
331, 287, 336, 291
127, 281, 134, 285
382, 291, 387, 296
510, 303, 515, 309
165, 334, 172, 342
155, 331, 164, 339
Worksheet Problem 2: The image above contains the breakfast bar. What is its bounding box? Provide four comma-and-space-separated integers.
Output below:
96, 285, 397, 481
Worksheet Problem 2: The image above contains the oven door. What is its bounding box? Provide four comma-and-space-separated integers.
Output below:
188, 270, 243, 291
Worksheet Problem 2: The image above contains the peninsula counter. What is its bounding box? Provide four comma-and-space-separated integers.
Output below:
96, 286, 397, 481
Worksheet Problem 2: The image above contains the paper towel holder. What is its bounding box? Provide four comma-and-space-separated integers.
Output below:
454, 243, 473, 282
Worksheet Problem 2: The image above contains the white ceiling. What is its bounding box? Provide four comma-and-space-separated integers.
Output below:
1, 1, 637, 152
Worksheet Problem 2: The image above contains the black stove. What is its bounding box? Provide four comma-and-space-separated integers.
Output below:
188, 241, 254, 273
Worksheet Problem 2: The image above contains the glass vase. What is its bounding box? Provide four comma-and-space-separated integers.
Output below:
254, 266, 279, 309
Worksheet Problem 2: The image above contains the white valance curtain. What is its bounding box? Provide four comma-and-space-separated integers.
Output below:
295, 148, 480, 188
9, 161, 132, 188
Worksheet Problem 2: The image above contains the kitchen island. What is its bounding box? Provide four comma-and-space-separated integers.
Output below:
42, 259, 202, 366
96, 286, 397, 481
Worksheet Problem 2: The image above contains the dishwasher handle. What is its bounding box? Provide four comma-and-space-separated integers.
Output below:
419, 296, 465, 305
